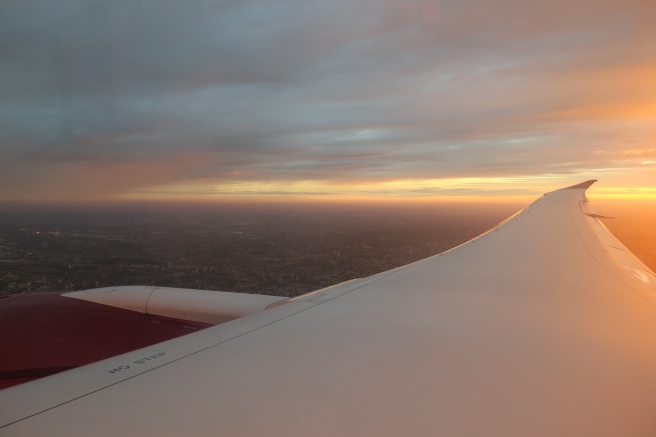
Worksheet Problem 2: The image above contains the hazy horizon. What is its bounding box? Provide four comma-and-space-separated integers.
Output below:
1, 0, 653, 281
1, 197, 654, 298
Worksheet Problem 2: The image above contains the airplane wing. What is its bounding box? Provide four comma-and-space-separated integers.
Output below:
2, 180, 656, 436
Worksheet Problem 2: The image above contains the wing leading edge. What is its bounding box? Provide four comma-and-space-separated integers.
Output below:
2, 181, 656, 436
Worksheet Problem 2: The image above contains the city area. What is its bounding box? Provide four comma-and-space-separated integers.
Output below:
0, 202, 524, 297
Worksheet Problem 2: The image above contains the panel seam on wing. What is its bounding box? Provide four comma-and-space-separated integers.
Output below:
569, 196, 656, 307
0, 270, 397, 430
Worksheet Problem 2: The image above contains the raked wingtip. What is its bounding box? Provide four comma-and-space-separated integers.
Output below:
562, 180, 597, 190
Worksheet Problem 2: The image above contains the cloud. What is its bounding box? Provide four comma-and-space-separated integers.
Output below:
1, 0, 655, 201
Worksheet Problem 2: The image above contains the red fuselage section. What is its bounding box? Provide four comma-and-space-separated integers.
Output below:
0, 292, 211, 390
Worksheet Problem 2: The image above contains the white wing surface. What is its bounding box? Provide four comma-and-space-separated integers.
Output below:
2, 181, 656, 436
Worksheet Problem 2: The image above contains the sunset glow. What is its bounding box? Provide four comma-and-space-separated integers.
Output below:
1, 0, 655, 203
127, 175, 656, 201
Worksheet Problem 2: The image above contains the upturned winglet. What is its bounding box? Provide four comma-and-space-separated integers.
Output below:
562, 180, 597, 190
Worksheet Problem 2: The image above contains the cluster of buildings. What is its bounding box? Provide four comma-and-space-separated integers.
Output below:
0, 206, 489, 297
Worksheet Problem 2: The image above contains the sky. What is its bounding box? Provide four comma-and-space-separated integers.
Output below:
1, 0, 655, 203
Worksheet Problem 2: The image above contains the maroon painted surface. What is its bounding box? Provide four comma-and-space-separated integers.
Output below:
0, 293, 212, 390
